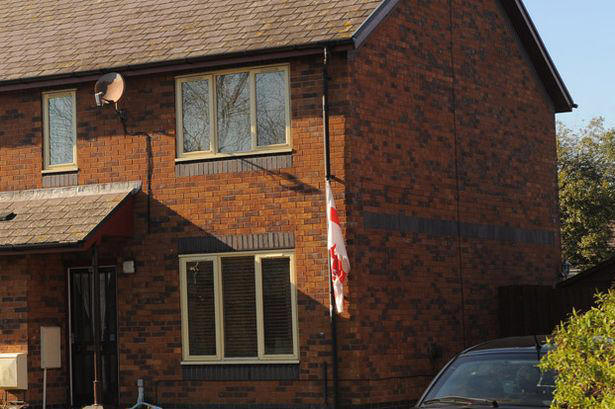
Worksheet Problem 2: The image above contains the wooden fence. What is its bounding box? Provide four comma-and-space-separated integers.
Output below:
498, 285, 599, 337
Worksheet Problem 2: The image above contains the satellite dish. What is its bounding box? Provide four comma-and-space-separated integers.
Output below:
94, 72, 125, 107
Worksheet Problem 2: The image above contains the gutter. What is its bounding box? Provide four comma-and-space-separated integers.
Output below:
0, 240, 88, 255
0, 40, 353, 92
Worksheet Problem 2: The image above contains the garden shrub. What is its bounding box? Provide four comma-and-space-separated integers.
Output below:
539, 290, 615, 408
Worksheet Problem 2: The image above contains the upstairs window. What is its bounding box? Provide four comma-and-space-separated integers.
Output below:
176, 65, 290, 159
179, 251, 298, 363
43, 90, 77, 171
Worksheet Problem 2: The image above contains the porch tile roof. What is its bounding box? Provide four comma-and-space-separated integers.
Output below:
0, 0, 384, 82
0, 181, 141, 251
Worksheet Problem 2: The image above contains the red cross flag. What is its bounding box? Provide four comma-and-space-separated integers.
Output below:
326, 180, 350, 313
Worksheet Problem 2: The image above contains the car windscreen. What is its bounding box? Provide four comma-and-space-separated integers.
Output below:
421, 353, 555, 407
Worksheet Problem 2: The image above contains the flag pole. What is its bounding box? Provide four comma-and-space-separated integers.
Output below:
323, 47, 332, 180
322, 46, 339, 409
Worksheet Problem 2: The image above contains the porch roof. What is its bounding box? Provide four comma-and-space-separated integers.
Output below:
0, 181, 141, 253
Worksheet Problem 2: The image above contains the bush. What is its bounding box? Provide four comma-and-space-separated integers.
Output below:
539, 290, 615, 408
557, 119, 615, 270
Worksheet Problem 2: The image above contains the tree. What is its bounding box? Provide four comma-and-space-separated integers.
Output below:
558, 118, 615, 270
539, 290, 615, 408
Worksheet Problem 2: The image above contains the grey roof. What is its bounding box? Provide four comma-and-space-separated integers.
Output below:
0, 181, 141, 251
0, 0, 384, 83
0, 0, 574, 113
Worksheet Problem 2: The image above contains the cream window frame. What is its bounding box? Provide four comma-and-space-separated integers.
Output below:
175, 64, 292, 161
42, 89, 78, 172
175, 75, 215, 159
255, 253, 300, 362
179, 250, 299, 364
179, 255, 223, 362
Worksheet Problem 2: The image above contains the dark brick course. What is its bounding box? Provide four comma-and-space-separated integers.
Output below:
178, 232, 295, 254
363, 212, 555, 245
176, 154, 293, 177
182, 364, 300, 381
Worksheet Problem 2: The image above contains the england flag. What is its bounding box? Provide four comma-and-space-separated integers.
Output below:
326, 180, 350, 313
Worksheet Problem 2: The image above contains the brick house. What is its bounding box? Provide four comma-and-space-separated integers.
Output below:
0, 0, 573, 408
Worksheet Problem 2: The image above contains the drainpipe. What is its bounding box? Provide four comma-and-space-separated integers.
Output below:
323, 48, 332, 180
448, 0, 467, 350
322, 46, 339, 409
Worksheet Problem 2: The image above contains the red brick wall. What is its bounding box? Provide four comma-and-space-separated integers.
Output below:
0, 1, 562, 407
343, 0, 560, 405
102, 56, 348, 407
0, 55, 349, 408
0, 256, 30, 404
0, 90, 43, 192
0, 255, 67, 406
0, 257, 28, 355
26, 256, 68, 407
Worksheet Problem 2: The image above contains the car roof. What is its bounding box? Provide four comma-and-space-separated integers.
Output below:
460, 336, 552, 356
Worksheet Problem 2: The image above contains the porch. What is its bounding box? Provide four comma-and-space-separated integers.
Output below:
0, 181, 140, 408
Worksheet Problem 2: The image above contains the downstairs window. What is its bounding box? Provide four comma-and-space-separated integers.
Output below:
179, 251, 298, 363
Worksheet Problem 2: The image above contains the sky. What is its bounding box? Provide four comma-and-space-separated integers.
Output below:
523, 1, 615, 131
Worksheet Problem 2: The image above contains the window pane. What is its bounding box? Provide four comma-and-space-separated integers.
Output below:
48, 95, 75, 165
262, 258, 294, 355
221, 256, 257, 357
182, 79, 210, 152
256, 71, 287, 146
186, 260, 217, 356
216, 72, 251, 153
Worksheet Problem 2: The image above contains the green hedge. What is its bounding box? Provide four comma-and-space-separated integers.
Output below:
539, 290, 615, 408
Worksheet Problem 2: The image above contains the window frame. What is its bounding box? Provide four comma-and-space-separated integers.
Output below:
42, 89, 78, 172
179, 250, 299, 364
175, 64, 292, 161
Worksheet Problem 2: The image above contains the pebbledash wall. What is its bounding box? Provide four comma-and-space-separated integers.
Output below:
0, 1, 562, 409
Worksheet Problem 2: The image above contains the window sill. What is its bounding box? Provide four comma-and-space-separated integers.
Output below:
42, 166, 79, 174
175, 147, 292, 163
181, 359, 299, 366
175, 150, 293, 177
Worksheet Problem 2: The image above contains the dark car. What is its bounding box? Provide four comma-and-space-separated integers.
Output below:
415, 336, 555, 408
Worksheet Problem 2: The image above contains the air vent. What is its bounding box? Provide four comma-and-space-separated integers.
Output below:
0, 212, 16, 221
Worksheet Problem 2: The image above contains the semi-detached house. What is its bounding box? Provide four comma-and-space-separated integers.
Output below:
0, 0, 574, 408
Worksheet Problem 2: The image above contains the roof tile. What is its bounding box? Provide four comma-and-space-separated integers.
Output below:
0, 181, 141, 250
0, 0, 384, 82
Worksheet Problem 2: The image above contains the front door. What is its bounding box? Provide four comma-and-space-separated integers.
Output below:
69, 266, 119, 407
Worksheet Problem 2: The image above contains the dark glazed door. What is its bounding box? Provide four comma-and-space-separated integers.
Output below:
70, 267, 118, 407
